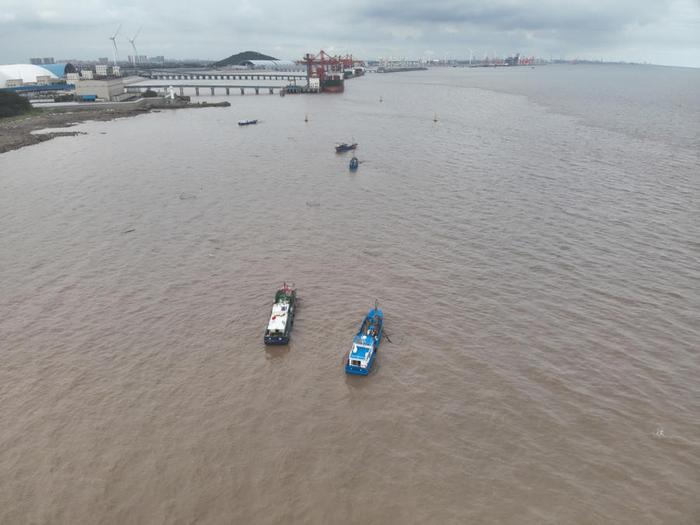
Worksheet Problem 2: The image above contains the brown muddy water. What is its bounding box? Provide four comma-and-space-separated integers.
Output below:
1, 65, 699, 524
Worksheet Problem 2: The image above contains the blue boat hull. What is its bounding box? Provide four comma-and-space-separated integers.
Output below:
345, 306, 382, 375
264, 335, 290, 345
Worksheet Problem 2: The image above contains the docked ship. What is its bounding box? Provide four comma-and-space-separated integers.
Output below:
345, 301, 383, 375
263, 283, 297, 345
321, 73, 344, 93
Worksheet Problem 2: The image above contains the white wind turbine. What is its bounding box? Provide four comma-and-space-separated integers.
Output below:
128, 26, 142, 65
109, 24, 121, 65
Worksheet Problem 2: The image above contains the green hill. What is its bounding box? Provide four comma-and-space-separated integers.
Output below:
214, 51, 278, 67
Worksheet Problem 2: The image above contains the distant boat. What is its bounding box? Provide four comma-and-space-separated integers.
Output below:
345, 301, 383, 375
349, 156, 359, 171
335, 142, 358, 153
264, 283, 297, 345
238, 119, 258, 126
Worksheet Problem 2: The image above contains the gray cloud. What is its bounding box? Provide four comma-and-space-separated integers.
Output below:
359, 0, 666, 31
0, 0, 698, 66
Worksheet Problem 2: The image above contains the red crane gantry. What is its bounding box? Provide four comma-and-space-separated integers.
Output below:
301, 50, 344, 83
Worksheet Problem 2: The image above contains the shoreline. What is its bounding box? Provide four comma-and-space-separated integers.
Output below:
0, 99, 230, 155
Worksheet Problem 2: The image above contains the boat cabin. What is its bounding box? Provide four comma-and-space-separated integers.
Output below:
266, 303, 289, 334
349, 336, 374, 369
264, 284, 296, 345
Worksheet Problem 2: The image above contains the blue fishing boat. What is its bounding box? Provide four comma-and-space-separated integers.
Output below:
349, 156, 359, 171
335, 142, 357, 153
264, 283, 296, 345
345, 301, 383, 375
238, 119, 258, 126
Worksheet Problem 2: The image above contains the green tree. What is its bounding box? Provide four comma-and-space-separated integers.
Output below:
0, 92, 32, 118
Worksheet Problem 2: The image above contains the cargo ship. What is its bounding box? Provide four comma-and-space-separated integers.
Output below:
321, 73, 344, 93
343, 67, 366, 79
376, 66, 428, 73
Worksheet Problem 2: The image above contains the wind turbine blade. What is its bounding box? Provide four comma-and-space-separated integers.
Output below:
112, 38, 120, 65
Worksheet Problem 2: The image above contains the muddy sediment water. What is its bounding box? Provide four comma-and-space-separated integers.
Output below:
1, 65, 699, 524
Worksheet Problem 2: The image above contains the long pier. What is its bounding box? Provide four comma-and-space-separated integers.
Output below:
127, 84, 295, 96
148, 72, 306, 82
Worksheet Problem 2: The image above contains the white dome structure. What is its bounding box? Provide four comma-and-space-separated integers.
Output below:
0, 64, 58, 88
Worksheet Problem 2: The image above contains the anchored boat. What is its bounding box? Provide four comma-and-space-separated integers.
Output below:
264, 283, 296, 345
238, 119, 258, 126
345, 301, 383, 375
335, 142, 357, 153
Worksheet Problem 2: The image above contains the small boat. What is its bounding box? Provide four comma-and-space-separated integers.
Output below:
264, 283, 297, 345
335, 142, 358, 153
238, 119, 258, 126
349, 157, 359, 171
345, 301, 383, 375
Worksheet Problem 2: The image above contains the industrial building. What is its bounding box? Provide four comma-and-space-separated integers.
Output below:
0, 62, 129, 101
74, 78, 126, 101
0, 63, 76, 89
128, 55, 148, 65
239, 59, 299, 70
30, 57, 55, 65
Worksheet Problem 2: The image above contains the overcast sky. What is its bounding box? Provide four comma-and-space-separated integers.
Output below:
1, 0, 699, 67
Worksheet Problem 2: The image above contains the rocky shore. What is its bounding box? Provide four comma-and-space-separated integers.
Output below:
0, 99, 230, 155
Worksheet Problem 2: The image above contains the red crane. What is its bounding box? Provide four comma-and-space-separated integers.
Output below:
301, 50, 343, 84
300, 50, 347, 92
339, 54, 355, 69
